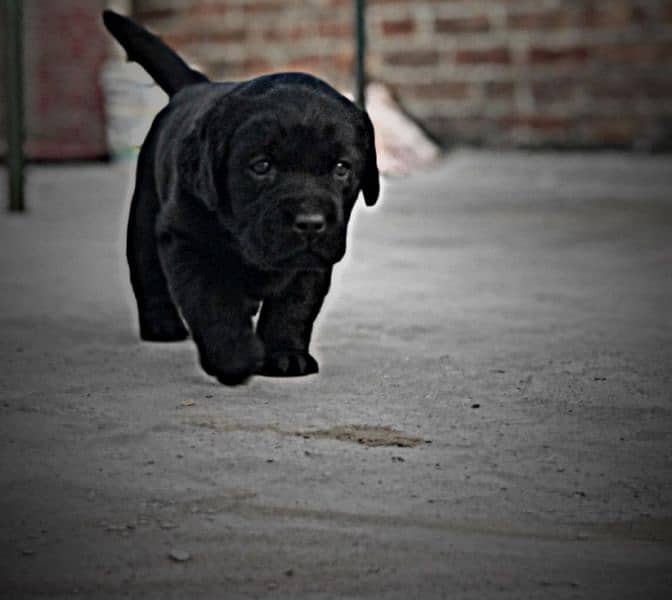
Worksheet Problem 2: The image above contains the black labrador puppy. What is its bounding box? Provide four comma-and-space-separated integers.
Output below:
102, 11, 379, 385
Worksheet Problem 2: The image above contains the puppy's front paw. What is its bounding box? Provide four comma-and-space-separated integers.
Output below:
257, 351, 319, 377
198, 331, 265, 386
139, 313, 189, 342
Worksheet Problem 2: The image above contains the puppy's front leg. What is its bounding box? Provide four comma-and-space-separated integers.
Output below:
256, 268, 332, 377
156, 230, 264, 385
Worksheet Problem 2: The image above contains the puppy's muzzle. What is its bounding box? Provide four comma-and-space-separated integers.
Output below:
280, 195, 341, 238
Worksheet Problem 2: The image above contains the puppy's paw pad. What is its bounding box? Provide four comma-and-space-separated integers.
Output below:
140, 320, 189, 342
258, 352, 319, 377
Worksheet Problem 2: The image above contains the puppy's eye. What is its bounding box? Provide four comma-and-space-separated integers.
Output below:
250, 159, 272, 176
333, 161, 351, 179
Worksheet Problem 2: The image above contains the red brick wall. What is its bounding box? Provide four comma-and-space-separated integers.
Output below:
133, 0, 356, 88
368, 0, 672, 149
25, 0, 109, 159
0, 0, 108, 161
134, 0, 672, 149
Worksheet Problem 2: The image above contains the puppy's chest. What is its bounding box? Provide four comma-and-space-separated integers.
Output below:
242, 268, 298, 300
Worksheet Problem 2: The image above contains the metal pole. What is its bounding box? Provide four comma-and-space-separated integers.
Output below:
5, 0, 26, 212
354, 0, 366, 110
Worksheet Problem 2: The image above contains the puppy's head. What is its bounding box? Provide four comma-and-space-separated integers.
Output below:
181, 74, 379, 270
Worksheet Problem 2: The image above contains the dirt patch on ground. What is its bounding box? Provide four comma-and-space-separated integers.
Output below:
298, 425, 427, 448
189, 418, 427, 448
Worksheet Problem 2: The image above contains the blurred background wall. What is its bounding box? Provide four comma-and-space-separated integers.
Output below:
134, 0, 672, 150
1, 0, 672, 160
0, 0, 108, 160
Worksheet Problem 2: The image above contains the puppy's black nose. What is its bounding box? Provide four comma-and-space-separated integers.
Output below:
293, 213, 327, 234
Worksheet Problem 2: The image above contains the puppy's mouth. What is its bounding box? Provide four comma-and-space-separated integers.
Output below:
237, 214, 345, 270
237, 235, 338, 270
274, 243, 336, 269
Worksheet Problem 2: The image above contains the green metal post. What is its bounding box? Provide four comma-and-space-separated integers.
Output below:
354, 0, 366, 110
4, 0, 26, 212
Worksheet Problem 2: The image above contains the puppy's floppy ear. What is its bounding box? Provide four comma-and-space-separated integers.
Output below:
361, 110, 380, 207
177, 105, 230, 213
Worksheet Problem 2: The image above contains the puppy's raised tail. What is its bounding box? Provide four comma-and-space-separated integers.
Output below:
102, 9, 209, 97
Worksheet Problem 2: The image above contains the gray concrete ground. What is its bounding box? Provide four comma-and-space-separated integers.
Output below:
1, 151, 671, 599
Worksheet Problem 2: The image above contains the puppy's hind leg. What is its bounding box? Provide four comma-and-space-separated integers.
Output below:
127, 164, 188, 342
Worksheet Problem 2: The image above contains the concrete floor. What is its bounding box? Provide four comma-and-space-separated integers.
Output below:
1, 151, 671, 599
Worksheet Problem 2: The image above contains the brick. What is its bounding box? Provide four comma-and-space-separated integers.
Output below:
209, 56, 273, 78
262, 25, 311, 42
484, 81, 516, 100
527, 46, 591, 64
422, 115, 493, 145
435, 15, 490, 34
381, 18, 415, 35
531, 79, 579, 103
317, 21, 351, 38
238, 57, 274, 75
384, 49, 440, 67
164, 29, 247, 46
242, 1, 285, 14
507, 10, 571, 30
639, 79, 672, 100
134, 7, 179, 20
287, 50, 354, 74
502, 115, 571, 131
582, 117, 638, 145
591, 77, 672, 102
581, 3, 643, 28
455, 47, 510, 65
190, 2, 230, 16
398, 81, 471, 100
372, 0, 453, 3
597, 42, 672, 64
665, 4, 672, 23
588, 80, 637, 101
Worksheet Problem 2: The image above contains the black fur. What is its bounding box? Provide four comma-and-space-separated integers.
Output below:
103, 11, 380, 385
102, 10, 208, 96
